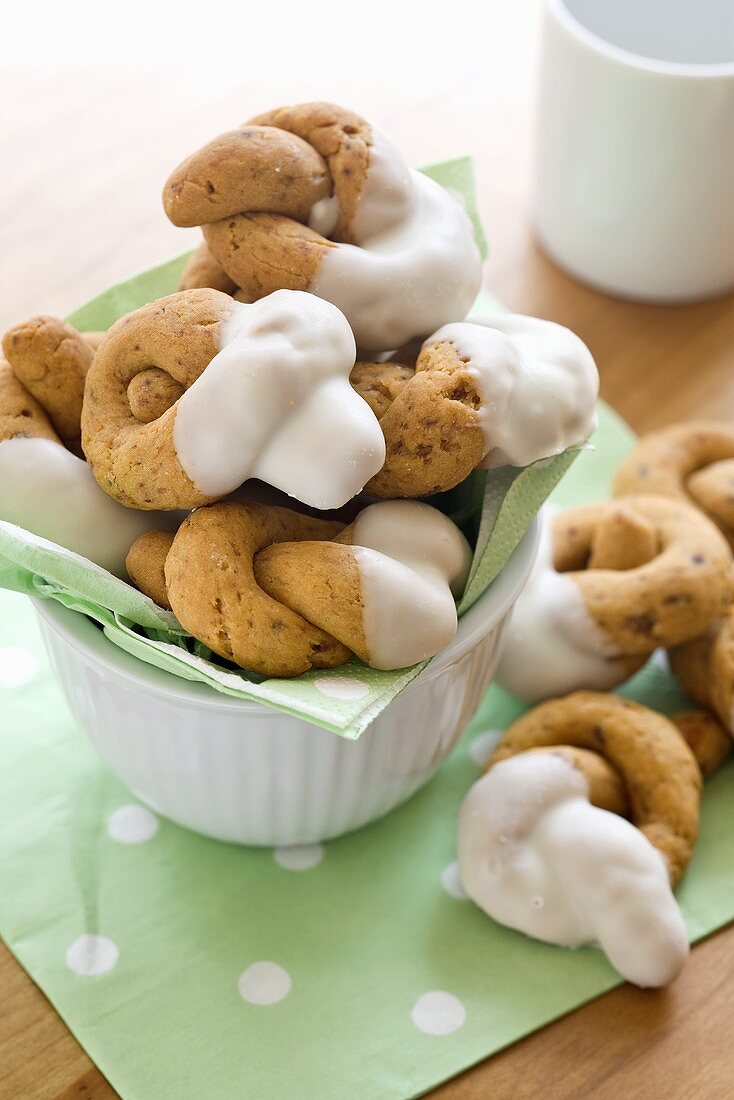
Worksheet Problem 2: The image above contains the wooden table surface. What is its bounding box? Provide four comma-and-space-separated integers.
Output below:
2, 3, 734, 1097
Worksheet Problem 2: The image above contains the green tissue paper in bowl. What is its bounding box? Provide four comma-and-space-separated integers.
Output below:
0, 158, 580, 738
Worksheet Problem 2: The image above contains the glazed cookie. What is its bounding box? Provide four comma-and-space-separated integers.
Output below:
497, 496, 733, 703
0, 357, 174, 576
613, 421, 734, 548
256, 499, 471, 669
458, 693, 729, 988
669, 606, 734, 736
2, 316, 100, 455
486, 692, 702, 883
352, 314, 599, 497
159, 502, 350, 677
126, 499, 472, 677
126, 502, 349, 673
81, 287, 385, 511
164, 101, 483, 350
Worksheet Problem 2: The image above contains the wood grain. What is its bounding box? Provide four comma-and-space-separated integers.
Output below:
2, 3, 734, 1096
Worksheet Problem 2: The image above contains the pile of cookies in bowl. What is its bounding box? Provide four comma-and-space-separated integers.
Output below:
2, 98, 731, 989
459, 421, 734, 988
0, 100, 598, 679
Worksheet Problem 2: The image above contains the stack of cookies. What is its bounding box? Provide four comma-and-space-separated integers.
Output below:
0, 100, 599, 677
459, 422, 734, 988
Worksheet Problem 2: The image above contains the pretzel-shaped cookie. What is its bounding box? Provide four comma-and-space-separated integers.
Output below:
350, 350, 484, 498
81, 287, 385, 512
497, 496, 733, 703
613, 421, 734, 549
0, 321, 171, 576
126, 499, 472, 677
458, 693, 731, 987
130, 502, 350, 676
352, 313, 599, 497
163, 101, 483, 351
486, 693, 710, 883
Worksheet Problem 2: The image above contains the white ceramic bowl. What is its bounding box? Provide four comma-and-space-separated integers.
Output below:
33, 519, 539, 847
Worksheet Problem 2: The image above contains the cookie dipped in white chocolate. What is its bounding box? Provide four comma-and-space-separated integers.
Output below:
173, 290, 385, 511
0, 437, 174, 577
310, 130, 483, 351
429, 314, 598, 469
350, 500, 472, 669
458, 752, 689, 988
496, 509, 636, 703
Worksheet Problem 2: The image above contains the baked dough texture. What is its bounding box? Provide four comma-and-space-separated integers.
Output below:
669, 606, 734, 736
0, 359, 60, 445
351, 337, 486, 498
554, 495, 732, 655
614, 421, 734, 549
165, 103, 371, 301
127, 501, 351, 677
2, 317, 101, 455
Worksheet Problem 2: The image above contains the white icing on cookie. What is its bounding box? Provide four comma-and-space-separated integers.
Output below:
307, 195, 340, 238
310, 129, 483, 351
458, 752, 689, 988
350, 500, 472, 669
173, 290, 385, 511
429, 314, 599, 468
0, 437, 170, 576
496, 509, 631, 703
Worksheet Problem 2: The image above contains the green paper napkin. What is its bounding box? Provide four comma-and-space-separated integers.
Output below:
0, 160, 576, 738
2, 400, 733, 1100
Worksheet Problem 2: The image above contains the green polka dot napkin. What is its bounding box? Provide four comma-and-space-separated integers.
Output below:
0, 159, 578, 739
2, 403, 734, 1100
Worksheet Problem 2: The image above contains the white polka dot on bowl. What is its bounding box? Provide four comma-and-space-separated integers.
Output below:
411, 990, 467, 1035
107, 804, 160, 845
238, 961, 292, 1006
274, 843, 324, 871
0, 647, 39, 689
65, 933, 119, 976
314, 676, 371, 701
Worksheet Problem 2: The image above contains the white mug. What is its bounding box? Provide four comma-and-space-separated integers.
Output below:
534, 0, 734, 301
